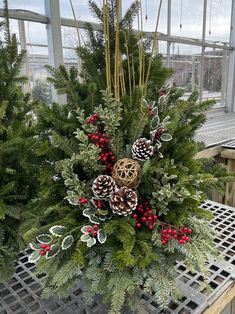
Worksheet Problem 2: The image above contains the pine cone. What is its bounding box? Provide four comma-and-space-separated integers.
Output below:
92, 175, 117, 199
132, 138, 154, 161
109, 187, 137, 216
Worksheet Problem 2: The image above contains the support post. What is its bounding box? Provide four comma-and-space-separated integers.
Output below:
18, 20, 31, 93
44, 0, 66, 104
226, 0, 235, 112
221, 47, 228, 107
199, 0, 207, 102
166, 0, 171, 67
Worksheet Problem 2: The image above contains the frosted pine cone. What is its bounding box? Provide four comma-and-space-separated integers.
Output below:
132, 138, 154, 161
92, 175, 117, 199
109, 186, 137, 216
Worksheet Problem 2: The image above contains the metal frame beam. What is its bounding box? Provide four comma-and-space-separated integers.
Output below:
0, 9, 231, 51
226, 0, 235, 112
44, 0, 66, 104
199, 0, 207, 102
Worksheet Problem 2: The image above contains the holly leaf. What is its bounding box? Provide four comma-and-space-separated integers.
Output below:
81, 234, 91, 242
29, 242, 41, 250
151, 116, 160, 129
83, 208, 94, 218
36, 234, 52, 244
160, 133, 172, 142
151, 106, 158, 116
81, 225, 92, 233
61, 235, 74, 250
28, 250, 40, 263
87, 237, 96, 247
49, 225, 65, 237
89, 215, 100, 224
46, 244, 60, 259
97, 229, 107, 244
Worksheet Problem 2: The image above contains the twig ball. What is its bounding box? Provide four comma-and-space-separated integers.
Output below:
112, 158, 141, 189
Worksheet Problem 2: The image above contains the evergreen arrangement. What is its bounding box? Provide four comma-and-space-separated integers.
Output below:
19, 1, 232, 313
0, 0, 39, 281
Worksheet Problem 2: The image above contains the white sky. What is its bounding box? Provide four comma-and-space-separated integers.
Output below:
0, 0, 232, 55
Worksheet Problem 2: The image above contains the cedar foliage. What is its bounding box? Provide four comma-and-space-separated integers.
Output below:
0, 0, 39, 281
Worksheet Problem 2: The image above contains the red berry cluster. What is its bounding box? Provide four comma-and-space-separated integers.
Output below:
40, 243, 51, 256
100, 151, 116, 174
87, 129, 110, 149
79, 197, 88, 205
86, 113, 98, 124
132, 197, 158, 231
86, 224, 99, 237
154, 127, 164, 141
148, 106, 155, 117
161, 226, 192, 245
159, 89, 166, 97
93, 199, 102, 209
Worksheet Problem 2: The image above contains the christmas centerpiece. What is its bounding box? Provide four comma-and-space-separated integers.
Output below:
21, 1, 233, 313
26, 90, 228, 312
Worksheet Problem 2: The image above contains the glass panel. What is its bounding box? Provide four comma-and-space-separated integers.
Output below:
0, 0, 45, 14
202, 47, 227, 107
205, 0, 232, 42
171, 0, 204, 39
122, 0, 167, 33
59, 0, 102, 21
169, 43, 202, 94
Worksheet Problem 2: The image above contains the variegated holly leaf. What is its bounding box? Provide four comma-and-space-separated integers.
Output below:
154, 141, 162, 149
151, 106, 158, 116
160, 133, 172, 142
28, 250, 40, 263
89, 215, 100, 224
61, 235, 74, 250
29, 242, 41, 250
36, 234, 52, 244
97, 229, 107, 244
81, 225, 92, 233
49, 225, 65, 237
151, 115, 160, 129
83, 208, 94, 218
81, 234, 91, 242
87, 237, 96, 247
46, 244, 60, 259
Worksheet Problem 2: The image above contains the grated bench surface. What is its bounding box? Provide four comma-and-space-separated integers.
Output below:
1, 200, 235, 314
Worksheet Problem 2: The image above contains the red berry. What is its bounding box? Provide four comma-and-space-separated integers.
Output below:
93, 224, 98, 230
173, 230, 177, 234
147, 210, 153, 215
148, 225, 154, 231
184, 236, 189, 241
168, 229, 173, 234
135, 223, 142, 229
147, 216, 152, 222
187, 228, 192, 234
87, 227, 92, 233
40, 250, 46, 256
133, 214, 138, 220
92, 231, 97, 237
45, 246, 51, 252
41, 243, 47, 249
162, 240, 167, 245
141, 217, 147, 222
182, 227, 188, 233
173, 234, 178, 239
153, 215, 158, 220
162, 229, 167, 234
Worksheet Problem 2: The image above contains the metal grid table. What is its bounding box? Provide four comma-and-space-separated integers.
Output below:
195, 110, 235, 148
0, 200, 235, 314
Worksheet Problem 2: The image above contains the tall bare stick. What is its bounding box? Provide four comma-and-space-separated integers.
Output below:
144, 0, 163, 96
